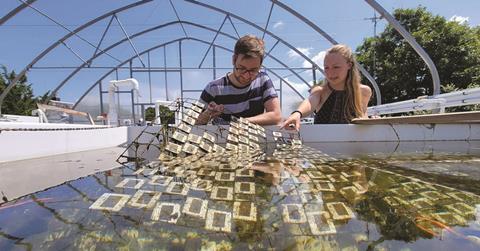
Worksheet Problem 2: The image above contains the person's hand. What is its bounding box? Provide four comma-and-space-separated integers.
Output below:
280, 112, 301, 131
206, 102, 224, 118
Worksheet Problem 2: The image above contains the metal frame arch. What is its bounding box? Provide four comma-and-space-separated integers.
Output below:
364, 0, 440, 96
50, 21, 311, 103
73, 37, 305, 109
0, 0, 153, 116
0, 0, 37, 26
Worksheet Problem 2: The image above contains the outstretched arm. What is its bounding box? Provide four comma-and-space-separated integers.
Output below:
246, 97, 281, 125
281, 87, 322, 130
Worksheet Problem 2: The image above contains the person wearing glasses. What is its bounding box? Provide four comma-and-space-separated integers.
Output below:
281, 44, 372, 130
196, 35, 281, 125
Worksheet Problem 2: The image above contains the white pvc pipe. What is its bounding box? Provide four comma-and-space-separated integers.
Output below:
107, 78, 140, 126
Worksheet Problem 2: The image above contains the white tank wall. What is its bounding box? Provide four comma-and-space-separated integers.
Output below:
0, 122, 128, 163
127, 123, 480, 144
2, 123, 478, 163
298, 124, 480, 142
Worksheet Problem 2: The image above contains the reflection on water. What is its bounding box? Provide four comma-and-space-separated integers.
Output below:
1, 144, 480, 250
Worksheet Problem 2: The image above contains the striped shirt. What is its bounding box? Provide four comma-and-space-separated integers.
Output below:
199, 72, 278, 123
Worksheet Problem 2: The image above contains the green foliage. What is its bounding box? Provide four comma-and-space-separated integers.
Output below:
144, 107, 155, 122
357, 7, 480, 105
0, 65, 37, 115
158, 105, 175, 125
144, 105, 175, 124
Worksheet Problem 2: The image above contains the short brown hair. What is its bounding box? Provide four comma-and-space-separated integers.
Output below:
234, 35, 265, 61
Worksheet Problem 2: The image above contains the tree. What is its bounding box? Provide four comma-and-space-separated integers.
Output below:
144, 105, 175, 124
0, 65, 37, 115
356, 7, 480, 104
144, 107, 155, 122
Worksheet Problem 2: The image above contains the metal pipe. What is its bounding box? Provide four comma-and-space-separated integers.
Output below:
198, 15, 228, 68
114, 14, 146, 67
0, 0, 36, 26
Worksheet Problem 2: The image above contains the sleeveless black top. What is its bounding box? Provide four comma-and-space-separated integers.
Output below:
314, 84, 351, 124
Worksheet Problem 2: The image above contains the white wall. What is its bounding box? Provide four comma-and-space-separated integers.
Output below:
127, 123, 480, 144
0, 122, 128, 163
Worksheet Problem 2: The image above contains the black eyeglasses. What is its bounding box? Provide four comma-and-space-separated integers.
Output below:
235, 67, 260, 76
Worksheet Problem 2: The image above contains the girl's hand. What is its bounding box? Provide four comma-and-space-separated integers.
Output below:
280, 113, 301, 131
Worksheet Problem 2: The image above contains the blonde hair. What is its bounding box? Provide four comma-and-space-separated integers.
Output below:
325, 44, 363, 121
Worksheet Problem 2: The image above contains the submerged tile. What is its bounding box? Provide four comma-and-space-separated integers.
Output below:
197, 168, 216, 177
89, 193, 130, 212
447, 191, 477, 202
420, 191, 449, 201
313, 181, 336, 192
132, 167, 146, 175
326, 202, 354, 220
149, 175, 173, 186
233, 201, 257, 221
383, 196, 400, 207
210, 186, 234, 201
115, 178, 145, 189
183, 197, 208, 219
306, 170, 326, 179
165, 182, 189, 196
128, 190, 161, 209
205, 209, 232, 233
339, 186, 360, 204
299, 190, 322, 204
326, 174, 349, 183
410, 197, 434, 210
151, 202, 181, 224
215, 172, 235, 182
431, 211, 467, 225
235, 168, 254, 177
445, 202, 476, 216
189, 179, 213, 191
235, 182, 255, 195
282, 204, 307, 223
307, 211, 336, 235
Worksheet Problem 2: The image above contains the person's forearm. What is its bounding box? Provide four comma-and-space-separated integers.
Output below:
295, 99, 314, 117
247, 111, 281, 125
195, 111, 210, 125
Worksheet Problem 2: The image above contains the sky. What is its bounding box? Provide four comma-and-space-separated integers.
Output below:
1, 0, 479, 118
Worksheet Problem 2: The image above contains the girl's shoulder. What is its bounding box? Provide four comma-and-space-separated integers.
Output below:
360, 84, 372, 94
359, 83, 372, 97
310, 84, 328, 94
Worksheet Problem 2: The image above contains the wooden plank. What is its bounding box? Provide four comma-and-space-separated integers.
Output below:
37, 103, 89, 117
37, 103, 95, 125
352, 111, 480, 124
